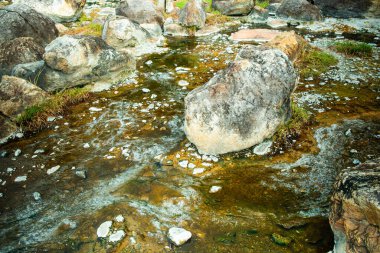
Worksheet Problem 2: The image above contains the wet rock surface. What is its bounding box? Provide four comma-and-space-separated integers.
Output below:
184, 47, 297, 154
212, 0, 254, 16
277, 0, 323, 21
330, 158, 380, 253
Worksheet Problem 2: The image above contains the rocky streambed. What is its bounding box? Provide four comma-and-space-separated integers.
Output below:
0, 1, 380, 253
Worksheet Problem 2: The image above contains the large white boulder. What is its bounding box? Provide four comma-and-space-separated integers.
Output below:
184, 47, 297, 155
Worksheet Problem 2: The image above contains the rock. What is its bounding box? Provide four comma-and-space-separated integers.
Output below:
109, 230, 125, 242
42, 35, 136, 91
209, 185, 222, 193
13, 0, 86, 23
75, 170, 87, 179
212, 0, 254, 16
193, 168, 205, 174
314, 0, 380, 18
14, 149, 22, 157
33, 192, 42, 201
271, 233, 292, 246
264, 31, 306, 62
179, 0, 206, 29
164, 23, 189, 37
0, 4, 58, 45
0, 37, 45, 78
276, 0, 323, 21
116, 0, 164, 26
47, 165, 60, 175
179, 160, 189, 168
329, 158, 380, 253
231, 29, 282, 43
184, 47, 297, 155
178, 80, 189, 87
0, 76, 49, 118
267, 19, 288, 29
103, 16, 151, 48
253, 140, 272, 155
115, 215, 124, 222
0, 114, 19, 145
97, 220, 112, 238
168, 227, 192, 246
277, 218, 308, 229
14, 175, 27, 182
11, 61, 46, 85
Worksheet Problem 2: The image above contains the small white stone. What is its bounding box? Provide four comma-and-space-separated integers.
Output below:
253, 140, 273, 155
188, 163, 196, 169
178, 80, 189, 87
142, 88, 150, 93
33, 192, 41, 201
89, 107, 102, 112
47, 165, 60, 175
47, 116, 56, 122
14, 175, 27, 182
179, 160, 189, 168
209, 186, 222, 193
109, 230, 125, 242
115, 215, 124, 222
34, 149, 44, 154
130, 236, 137, 244
14, 149, 21, 157
145, 60, 153, 65
168, 227, 192, 246
193, 168, 205, 175
97, 221, 112, 238
83, 143, 90, 149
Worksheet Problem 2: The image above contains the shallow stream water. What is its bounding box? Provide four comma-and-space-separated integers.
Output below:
0, 24, 379, 253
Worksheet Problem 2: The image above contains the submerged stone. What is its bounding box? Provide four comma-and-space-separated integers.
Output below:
271, 233, 292, 246
97, 221, 112, 238
168, 227, 192, 246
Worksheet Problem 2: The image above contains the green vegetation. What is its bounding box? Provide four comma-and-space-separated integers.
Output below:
176, 0, 213, 12
273, 102, 312, 147
297, 47, 338, 79
333, 41, 373, 57
271, 233, 292, 246
79, 13, 92, 23
255, 0, 270, 9
17, 88, 90, 131
65, 23, 103, 36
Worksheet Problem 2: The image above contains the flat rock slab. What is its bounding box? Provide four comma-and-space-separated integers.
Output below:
231, 29, 282, 43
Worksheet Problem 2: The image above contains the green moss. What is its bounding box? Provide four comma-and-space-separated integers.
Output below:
79, 13, 92, 23
175, 0, 188, 9
273, 102, 311, 146
256, 0, 270, 9
16, 87, 90, 131
271, 233, 292, 246
334, 41, 373, 57
298, 48, 338, 79
176, 0, 215, 13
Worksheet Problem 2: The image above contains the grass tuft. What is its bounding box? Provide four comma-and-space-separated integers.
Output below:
16, 87, 90, 132
296, 46, 338, 79
64, 23, 103, 36
273, 102, 312, 148
255, 0, 270, 9
333, 41, 372, 57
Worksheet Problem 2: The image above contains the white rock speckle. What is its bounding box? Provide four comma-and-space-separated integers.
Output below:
168, 227, 192, 246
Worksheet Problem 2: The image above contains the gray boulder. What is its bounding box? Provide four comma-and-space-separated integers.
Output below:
116, 0, 164, 26
0, 37, 45, 78
276, 0, 323, 21
0, 4, 58, 45
11, 61, 46, 85
330, 158, 380, 253
0, 76, 49, 118
212, 0, 254, 16
13, 0, 86, 23
103, 16, 151, 48
179, 0, 206, 29
184, 47, 297, 155
314, 0, 380, 18
41, 35, 136, 91
0, 113, 19, 145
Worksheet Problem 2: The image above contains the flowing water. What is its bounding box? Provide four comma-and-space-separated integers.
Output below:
0, 24, 379, 253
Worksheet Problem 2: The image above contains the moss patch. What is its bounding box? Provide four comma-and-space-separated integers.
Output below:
65, 23, 103, 36
256, 0, 270, 9
17, 87, 90, 131
296, 46, 338, 79
271, 233, 292, 246
333, 41, 373, 57
273, 102, 312, 149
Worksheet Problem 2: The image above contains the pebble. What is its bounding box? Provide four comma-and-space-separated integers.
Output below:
145, 60, 153, 65
142, 88, 150, 93
14, 175, 27, 182
14, 149, 21, 157
178, 80, 189, 87
33, 192, 41, 201
89, 107, 102, 112
115, 215, 124, 222
47, 165, 60, 175
47, 116, 56, 122
193, 168, 205, 175
34, 149, 45, 154
209, 186, 222, 193
75, 170, 87, 179
83, 143, 90, 149
97, 221, 112, 238
179, 160, 189, 168
188, 163, 196, 169
109, 230, 125, 243
253, 140, 273, 155
168, 227, 192, 246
